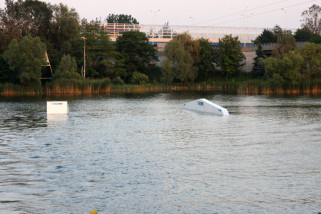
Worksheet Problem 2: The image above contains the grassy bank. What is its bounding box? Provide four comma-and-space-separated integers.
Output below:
1, 79, 321, 96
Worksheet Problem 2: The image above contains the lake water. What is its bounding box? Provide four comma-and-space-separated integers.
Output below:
0, 92, 321, 214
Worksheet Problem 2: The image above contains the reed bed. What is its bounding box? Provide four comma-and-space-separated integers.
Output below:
0, 83, 42, 96
45, 79, 111, 95
1, 79, 321, 96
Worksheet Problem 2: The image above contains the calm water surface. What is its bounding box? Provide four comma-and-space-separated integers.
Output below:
0, 92, 320, 213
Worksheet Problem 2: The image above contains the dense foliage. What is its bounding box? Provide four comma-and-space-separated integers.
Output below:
116, 31, 157, 82
196, 39, 216, 81
252, 43, 265, 76
4, 36, 46, 87
1, 1, 321, 93
214, 35, 245, 78
263, 43, 321, 83
162, 39, 198, 83
106, 14, 139, 24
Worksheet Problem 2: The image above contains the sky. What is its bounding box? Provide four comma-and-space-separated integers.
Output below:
1, 0, 320, 29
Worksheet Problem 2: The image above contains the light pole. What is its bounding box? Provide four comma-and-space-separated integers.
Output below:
81, 36, 86, 79
242, 7, 249, 47
281, 8, 287, 31
152, 9, 160, 25
189, 16, 195, 26
150, 9, 160, 45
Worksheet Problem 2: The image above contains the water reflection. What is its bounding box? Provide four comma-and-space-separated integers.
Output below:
47, 115, 68, 123
0, 93, 321, 213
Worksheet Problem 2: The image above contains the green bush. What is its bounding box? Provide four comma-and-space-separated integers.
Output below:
131, 72, 149, 84
112, 76, 125, 85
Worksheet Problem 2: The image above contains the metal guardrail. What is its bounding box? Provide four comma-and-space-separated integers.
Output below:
89, 23, 265, 44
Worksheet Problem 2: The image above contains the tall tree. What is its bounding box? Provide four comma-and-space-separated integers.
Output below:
0, 0, 52, 52
0, 55, 12, 83
263, 51, 303, 83
50, 3, 80, 53
214, 35, 245, 78
252, 43, 265, 76
294, 27, 314, 42
175, 33, 201, 64
4, 35, 46, 87
55, 54, 81, 79
254, 25, 284, 45
106, 14, 139, 24
162, 39, 197, 83
20, 0, 52, 39
297, 43, 321, 79
301, 4, 321, 35
273, 32, 296, 58
196, 38, 215, 81
81, 20, 114, 78
116, 31, 157, 82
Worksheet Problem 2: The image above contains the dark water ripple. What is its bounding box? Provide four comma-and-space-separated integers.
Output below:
0, 94, 321, 213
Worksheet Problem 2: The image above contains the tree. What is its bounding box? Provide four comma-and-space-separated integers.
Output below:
214, 35, 245, 78
263, 51, 303, 83
81, 20, 114, 78
55, 54, 81, 79
116, 31, 157, 82
162, 39, 197, 83
301, 4, 321, 35
50, 3, 80, 53
273, 32, 296, 58
253, 25, 284, 44
252, 43, 265, 76
297, 43, 321, 79
106, 14, 139, 24
0, 0, 52, 53
131, 72, 149, 84
4, 35, 46, 86
175, 33, 201, 64
309, 34, 321, 43
196, 38, 215, 81
0, 55, 12, 83
19, 0, 53, 39
294, 27, 314, 42
254, 29, 277, 44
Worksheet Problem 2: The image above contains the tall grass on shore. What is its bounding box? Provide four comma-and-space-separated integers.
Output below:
0, 83, 43, 96
1, 78, 321, 96
45, 79, 111, 95
204, 79, 321, 95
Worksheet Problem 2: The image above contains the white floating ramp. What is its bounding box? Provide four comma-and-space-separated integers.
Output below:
47, 101, 68, 115
182, 98, 229, 116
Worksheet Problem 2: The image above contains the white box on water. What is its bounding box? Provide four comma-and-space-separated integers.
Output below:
182, 98, 229, 116
47, 101, 68, 115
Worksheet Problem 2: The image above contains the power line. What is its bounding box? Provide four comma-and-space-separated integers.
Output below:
197, 0, 315, 25
209, 0, 315, 26
196, 0, 292, 25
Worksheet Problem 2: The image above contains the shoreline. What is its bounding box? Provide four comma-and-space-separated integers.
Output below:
1, 83, 321, 96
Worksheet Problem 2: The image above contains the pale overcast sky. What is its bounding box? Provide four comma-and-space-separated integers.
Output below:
1, 0, 320, 29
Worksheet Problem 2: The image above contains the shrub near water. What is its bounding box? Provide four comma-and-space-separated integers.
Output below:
131, 72, 149, 84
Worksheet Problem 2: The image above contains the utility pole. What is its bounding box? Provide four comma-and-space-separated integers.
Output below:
81, 37, 86, 79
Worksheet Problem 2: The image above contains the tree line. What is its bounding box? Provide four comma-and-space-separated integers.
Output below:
1, 0, 321, 88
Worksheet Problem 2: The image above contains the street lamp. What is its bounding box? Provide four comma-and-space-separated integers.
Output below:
189, 16, 195, 26
242, 7, 249, 47
81, 36, 86, 79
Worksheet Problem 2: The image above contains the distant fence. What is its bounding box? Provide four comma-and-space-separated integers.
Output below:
82, 23, 265, 44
